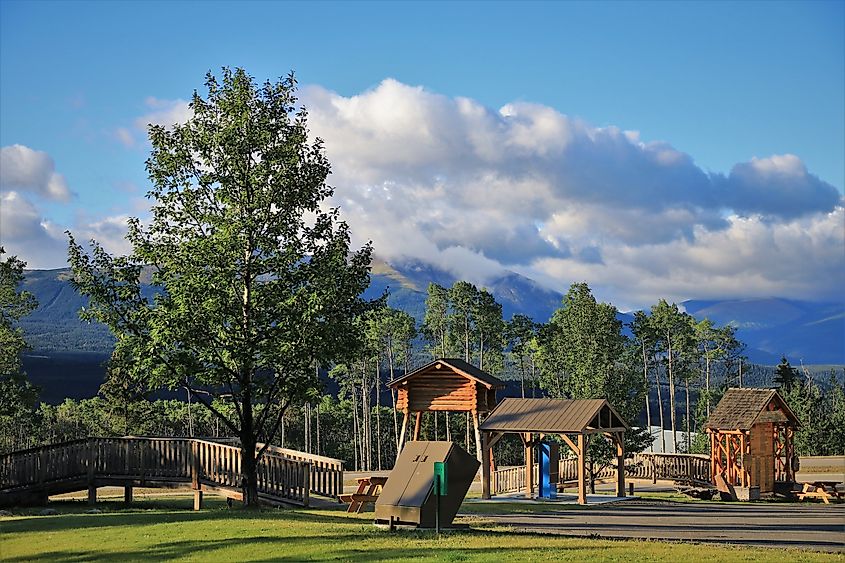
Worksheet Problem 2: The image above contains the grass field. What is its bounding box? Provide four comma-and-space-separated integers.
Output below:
1, 496, 841, 562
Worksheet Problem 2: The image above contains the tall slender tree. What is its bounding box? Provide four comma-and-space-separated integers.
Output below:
506, 314, 537, 398
448, 281, 478, 362
474, 288, 504, 373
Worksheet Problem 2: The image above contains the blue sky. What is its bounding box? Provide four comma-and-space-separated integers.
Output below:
1, 1, 843, 307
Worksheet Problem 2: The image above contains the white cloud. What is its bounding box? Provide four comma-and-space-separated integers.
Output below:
0, 191, 68, 268
134, 97, 192, 131
300, 79, 844, 304
0, 145, 73, 201
114, 127, 136, 148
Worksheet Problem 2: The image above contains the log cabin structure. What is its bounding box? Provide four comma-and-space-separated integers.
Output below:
388, 358, 505, 461
705, 388, 799, 495
479, 398, 629, 505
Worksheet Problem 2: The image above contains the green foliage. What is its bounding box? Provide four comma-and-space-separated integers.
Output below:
448, 280, 478, 362
421, 283, 449, 359
0, 248, 39, 441
537, 283, 650, 464
66, 68, 372, 504
782, 369, 845, 456
421, 280, 506, 374
505, 314, 538, 397
774, 356, 799, 391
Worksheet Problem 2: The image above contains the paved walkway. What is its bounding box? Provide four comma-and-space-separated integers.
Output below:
469, 499, 845, 552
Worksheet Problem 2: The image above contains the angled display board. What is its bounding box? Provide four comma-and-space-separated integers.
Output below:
374, 441, 479, 528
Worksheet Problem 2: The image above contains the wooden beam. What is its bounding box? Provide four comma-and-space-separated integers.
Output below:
487, 431, 505, 450
559, 433, 579, 455
577, 433, 587, 505
615, 432, 625, 498
397, 411, 409, 460
524, 433, 534, 499
413, 412, 422, 441
481, 432, 492, 499
472, 411, 483, 463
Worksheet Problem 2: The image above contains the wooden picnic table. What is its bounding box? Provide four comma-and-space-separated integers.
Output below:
797, 481, 844, 504
339, 476, 388, 513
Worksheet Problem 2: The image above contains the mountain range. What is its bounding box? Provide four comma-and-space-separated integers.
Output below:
18, 260, 845, 365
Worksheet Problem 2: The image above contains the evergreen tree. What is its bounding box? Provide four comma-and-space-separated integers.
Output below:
774, 356, 799, 391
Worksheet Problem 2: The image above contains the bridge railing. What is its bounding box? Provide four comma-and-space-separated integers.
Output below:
0, 437, 311, 506
492, 452, 711, 495
258, 444, 343, 500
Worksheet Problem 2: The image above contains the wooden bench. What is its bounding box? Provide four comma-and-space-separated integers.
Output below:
340, 476, 388, 513
797, 481, 844, 504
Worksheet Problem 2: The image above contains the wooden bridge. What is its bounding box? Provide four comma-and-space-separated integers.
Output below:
0, 437, 344, 509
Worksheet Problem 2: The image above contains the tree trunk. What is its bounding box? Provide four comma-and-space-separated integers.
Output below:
655, 362, 665, 453
705, 355, 711, 417
241, 434, 259, 507
684, 378, 690, 453
642, 342, 652, 452
352, 382, 359, 471
375, 357, 382, 471
520, 356, 526, 398
388, 346, 399, 454
667, 332, 677, 453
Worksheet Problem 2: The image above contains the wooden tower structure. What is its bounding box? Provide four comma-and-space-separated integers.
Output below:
705, 388, 799, 494
388, 358, 505, 461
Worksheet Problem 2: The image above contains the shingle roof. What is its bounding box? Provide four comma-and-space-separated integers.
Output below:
479, 398, 629, 434
387, 358, 506, 389
704, 388, 799, 430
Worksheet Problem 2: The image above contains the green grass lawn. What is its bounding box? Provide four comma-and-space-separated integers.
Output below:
0, 496, 840, 562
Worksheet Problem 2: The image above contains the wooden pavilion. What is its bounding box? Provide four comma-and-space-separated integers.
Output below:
388, 358, 506, 461
705, 388, 799, 495
479, 398, 629, 505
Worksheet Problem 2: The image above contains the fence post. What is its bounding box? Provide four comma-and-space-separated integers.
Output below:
87, 439, 96, 505
302, 464, 310, 507
191, 440, 202, 510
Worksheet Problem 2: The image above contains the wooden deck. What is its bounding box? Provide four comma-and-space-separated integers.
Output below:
0, 437, 343, 509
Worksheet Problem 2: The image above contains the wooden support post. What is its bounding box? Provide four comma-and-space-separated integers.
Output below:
87, 438, 96, 505
577, 433, 587, 505
708, 432, 714, 484
481, 431, 491, 500
397, 411, 409, 460
413, 412, 422, 441
472, 411, 483, 463
615, 432, 625, 497
524, 433, 534, 499
193, 489, 203, 511
124, 485, 133, 504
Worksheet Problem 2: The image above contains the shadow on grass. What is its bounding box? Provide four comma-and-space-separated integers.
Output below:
1, 499, 363, 536
2, 527, 602, 562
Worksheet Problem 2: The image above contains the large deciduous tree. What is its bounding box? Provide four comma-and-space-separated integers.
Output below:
67, 68, 372, 506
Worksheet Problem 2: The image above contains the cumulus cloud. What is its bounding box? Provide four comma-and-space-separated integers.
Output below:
0, 145, 73, 201
300, 79, 844, 305
0, 191, 68, 268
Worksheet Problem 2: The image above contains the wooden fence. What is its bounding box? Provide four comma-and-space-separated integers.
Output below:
492, 452, 711, 495
0, 437, 311, 507
258, 444, 344, 499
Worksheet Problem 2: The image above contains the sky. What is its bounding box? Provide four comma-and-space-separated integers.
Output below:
1, 0, 843, 309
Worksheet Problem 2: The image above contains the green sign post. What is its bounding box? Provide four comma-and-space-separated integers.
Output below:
433, 461, 448, 534
433, 461, 448, 495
